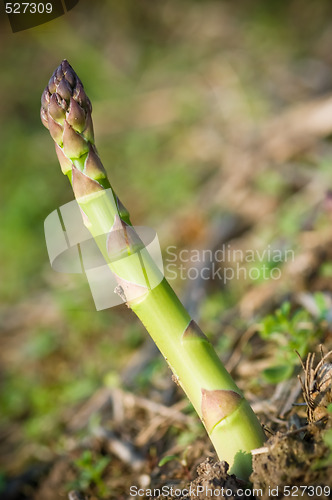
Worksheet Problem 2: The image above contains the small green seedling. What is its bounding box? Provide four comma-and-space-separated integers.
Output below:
69, 450, 110, 498
258, 295, 328, 384
159, 447, 192, 479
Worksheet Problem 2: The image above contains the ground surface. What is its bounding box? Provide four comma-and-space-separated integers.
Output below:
1, 1, 332, 499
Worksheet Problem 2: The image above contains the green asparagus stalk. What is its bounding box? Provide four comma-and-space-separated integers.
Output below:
41, 60, 265, 480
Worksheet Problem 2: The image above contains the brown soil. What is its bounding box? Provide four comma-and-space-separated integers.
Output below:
251, 429, 332, 499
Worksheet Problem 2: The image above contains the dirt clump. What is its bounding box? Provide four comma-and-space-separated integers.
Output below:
251, 430, 332, 499
155, 458, 254, 500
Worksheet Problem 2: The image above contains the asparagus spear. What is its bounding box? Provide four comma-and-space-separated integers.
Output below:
41, 60, 265, 480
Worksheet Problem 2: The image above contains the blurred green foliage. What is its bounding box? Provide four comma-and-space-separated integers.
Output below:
68, 450, 110, 498
0, 471, 6, 494
258, 295, 329, 383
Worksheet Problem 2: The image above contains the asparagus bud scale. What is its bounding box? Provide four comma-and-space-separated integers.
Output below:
41, 60, 265, 480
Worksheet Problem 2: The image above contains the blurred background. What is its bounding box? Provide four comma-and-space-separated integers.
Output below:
1, 1, 332, 498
